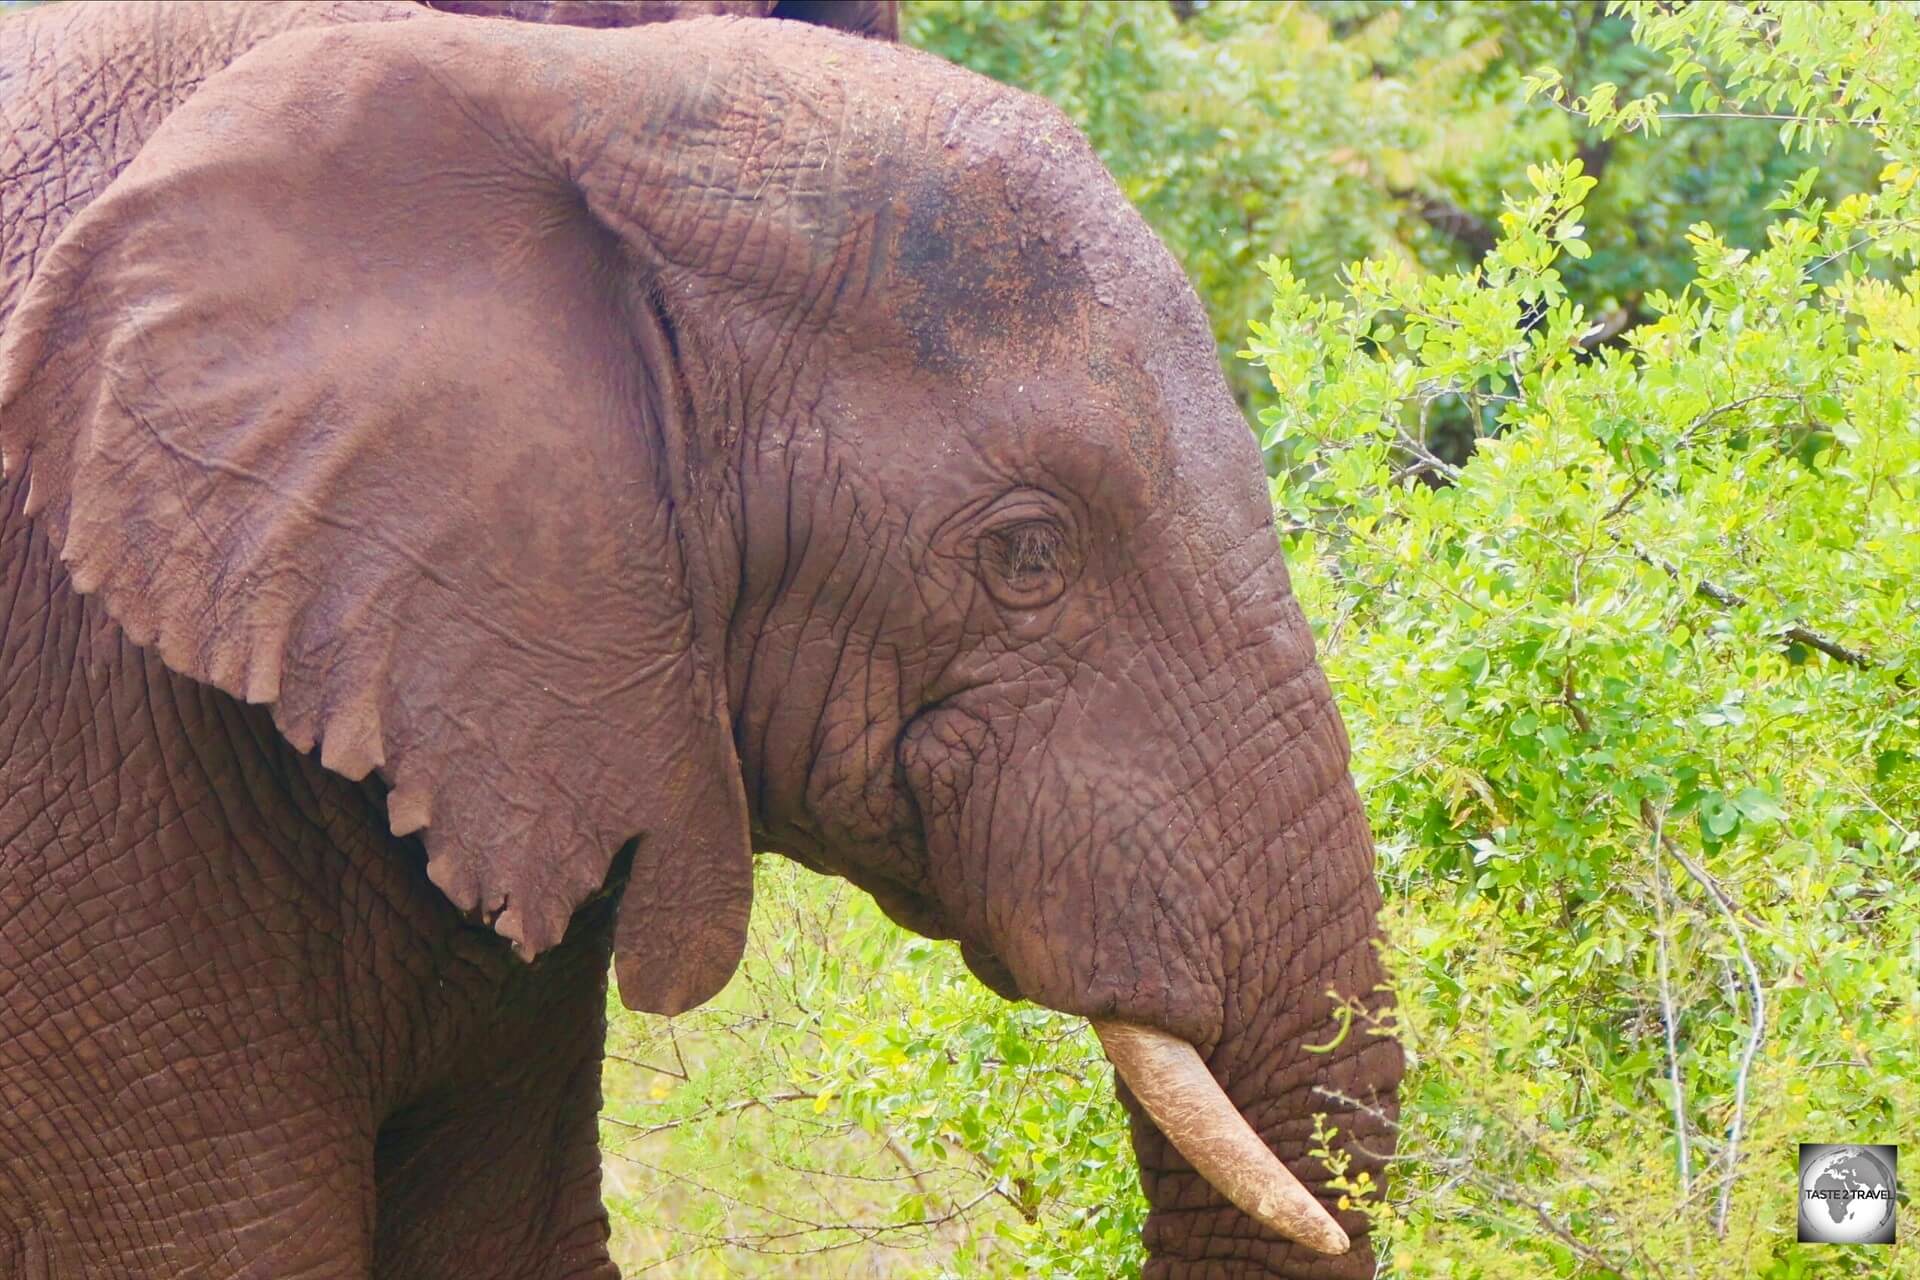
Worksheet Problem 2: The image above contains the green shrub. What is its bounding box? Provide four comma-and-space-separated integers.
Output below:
1250, 3, 1919, 1271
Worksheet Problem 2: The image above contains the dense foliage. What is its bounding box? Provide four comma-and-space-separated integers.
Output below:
603, 4, 1919, 1276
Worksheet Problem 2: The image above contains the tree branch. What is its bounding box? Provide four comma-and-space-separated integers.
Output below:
1392, 187, 1499, 260
1639, 801, 1766, 1238
1648, 807, 1693, 1198
1631, 544, 1878, 670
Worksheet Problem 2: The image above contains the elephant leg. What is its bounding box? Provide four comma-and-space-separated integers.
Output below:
0, 722, 384, 1275
0, 1072, 375, 1279
371, 907, 618, 1280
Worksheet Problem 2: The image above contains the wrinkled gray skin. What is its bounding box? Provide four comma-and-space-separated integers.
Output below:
0, 3, 1399, 1278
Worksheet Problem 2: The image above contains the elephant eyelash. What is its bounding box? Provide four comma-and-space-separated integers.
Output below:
991, 522, 1063, 577
977, 518, 1073, 612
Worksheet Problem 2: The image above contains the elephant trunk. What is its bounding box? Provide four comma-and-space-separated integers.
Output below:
1104, 594, 1401, 1277
1128, 793, 1400, 1279
1121, 921, 1397, 1280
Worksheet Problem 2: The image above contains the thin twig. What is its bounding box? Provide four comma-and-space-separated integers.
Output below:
1600, 392, 1807, 521
612, 1149, 1000, 1253
876, 1126, 940, 1208
606, 1052, 689, 1080
603, 1090, 816, 1139
1543, 96, 1882, 129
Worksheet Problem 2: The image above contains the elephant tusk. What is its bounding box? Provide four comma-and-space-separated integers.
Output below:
1092, 1019, 1351, 1256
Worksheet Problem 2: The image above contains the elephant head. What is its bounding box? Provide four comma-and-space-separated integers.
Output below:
0, 13, 1399, 1276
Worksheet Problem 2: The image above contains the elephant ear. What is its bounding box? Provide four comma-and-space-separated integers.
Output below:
0, 19, 751, 1015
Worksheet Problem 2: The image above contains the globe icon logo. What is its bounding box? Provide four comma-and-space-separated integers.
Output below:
1798, 1144, 1897, 1244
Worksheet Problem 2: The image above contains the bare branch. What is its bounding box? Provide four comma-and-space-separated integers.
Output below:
1648, 807, 1693, 1198
612, 1148, 1001, 1258
1392, 187, 1498, 260
1640, 801, 1767, 1238
876, 1126, 941, 1208
1672, 846, 1764, 1239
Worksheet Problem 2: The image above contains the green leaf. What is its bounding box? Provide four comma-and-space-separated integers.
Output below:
1733, 787, 1787, 823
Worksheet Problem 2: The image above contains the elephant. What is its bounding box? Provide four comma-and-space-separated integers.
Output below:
0, 2, 1401, 1277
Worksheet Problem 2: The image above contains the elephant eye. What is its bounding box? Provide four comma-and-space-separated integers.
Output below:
980, 519, 1070, 610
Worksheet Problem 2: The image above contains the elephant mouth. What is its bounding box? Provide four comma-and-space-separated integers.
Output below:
1092, 1021, 1349, 1256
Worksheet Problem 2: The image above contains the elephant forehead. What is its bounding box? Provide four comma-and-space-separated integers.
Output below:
827, 78, 1199, 381
423, 0, 900, 37
890, 177, 1097, 379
